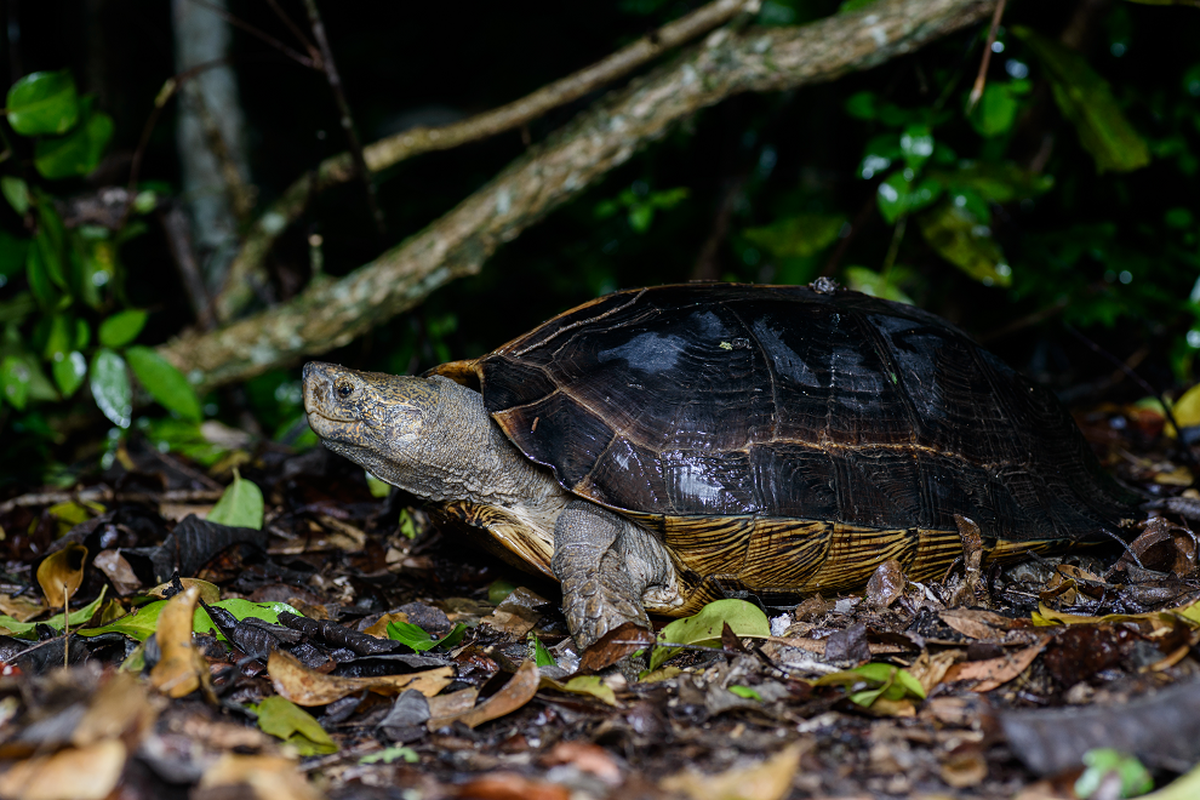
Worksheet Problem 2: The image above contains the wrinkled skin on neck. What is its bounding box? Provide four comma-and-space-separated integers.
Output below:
301, 362, 560, 507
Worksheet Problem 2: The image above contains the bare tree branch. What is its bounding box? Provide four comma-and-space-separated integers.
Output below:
211, 0, 758, 322
164, 0, 996, 392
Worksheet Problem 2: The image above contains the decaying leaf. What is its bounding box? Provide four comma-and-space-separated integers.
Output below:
92, 549, 141, 596
72, 669, 159, 747
427, 659, 539, 729
660, 741, 808, 800
268, 649, 453, 706
149, 585, 209, 699
942, 641, 1047, 693
197, 753, 323, 800
253, 696, 338, 756
0, 739, 126, 800
36, 542, 88, 608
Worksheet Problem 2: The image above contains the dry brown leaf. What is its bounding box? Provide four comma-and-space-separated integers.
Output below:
36, 543, 88, 609
0, 739, 126, 800
428, 659, 539, 729
906, 650, 963, 695
146, 578, 221, 604
197, 753, 323, 800
72, 670, 159, 747
940, 742, 988, 788
541, 741, 623, 786
149, 585, 209, 699
942, 641, 1047, 692
0, 593, 45, 622
450, 772, 569, 800
362, 612, 408, 639
426, 686, 479, 719
92, 550, 142, 596
660, 741, 808, 800
268, 649, 453, 706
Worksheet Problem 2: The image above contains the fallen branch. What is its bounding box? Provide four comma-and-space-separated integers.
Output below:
163, 0, 995, 392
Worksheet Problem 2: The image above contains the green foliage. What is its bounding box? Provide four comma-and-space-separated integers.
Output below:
1, 69, 199, 485
1074, 749, 1153, 799
814, 662, 926, 708
252, 696, 338, 756
207, 470, 265, 530
594, 182, 689, 233
386, 619, 467, 653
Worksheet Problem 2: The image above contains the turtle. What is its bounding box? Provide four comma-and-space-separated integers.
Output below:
302, 282, 1135, 657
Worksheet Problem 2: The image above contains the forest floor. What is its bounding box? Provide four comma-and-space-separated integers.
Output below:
1, 403, 1199, 800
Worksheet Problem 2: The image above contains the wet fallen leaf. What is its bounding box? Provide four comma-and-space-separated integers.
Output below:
0, 593, 44, 622
539, 674, 620, 707
865, 559, 906, 608
426, 686, 479, 719
652, 599, 771, 669
0, 739, 126, 800
149, 585, 208, 698
428, 659, 539, 729
207, 468, 264, 529
36, 542, 88, 608
268, 649, 453, 706
253, 696, 338, 756
72, 669, 159, 746
197, 753, 323, 800
942, 641, 1047, 692
92, 549, 141, 596
660, 741, 807, 800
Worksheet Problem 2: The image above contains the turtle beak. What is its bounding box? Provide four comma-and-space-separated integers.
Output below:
302, 361, 357, 429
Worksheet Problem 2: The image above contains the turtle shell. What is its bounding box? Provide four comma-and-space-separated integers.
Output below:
458, 284, 1133, 606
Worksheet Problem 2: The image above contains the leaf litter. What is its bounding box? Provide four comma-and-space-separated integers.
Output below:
1, 401, 1200, 798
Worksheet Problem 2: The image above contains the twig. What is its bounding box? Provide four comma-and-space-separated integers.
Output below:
188, 0, 317, 69
158, 203, 216, 330
966, 0, 1007, 113
212, 0, 759, 322
264, 0, 321, 66
0, 487, 225, 516
303, 0, 385, 238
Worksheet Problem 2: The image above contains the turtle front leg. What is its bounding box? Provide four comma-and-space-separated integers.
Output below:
552, 499, 670, 656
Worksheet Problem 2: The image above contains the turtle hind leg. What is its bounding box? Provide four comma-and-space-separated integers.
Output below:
552, 500, 668, 659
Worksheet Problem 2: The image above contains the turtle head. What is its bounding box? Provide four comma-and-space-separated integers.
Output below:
303, 361, 442, 489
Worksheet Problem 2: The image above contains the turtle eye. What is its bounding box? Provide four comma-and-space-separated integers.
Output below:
335, 379, 354, 398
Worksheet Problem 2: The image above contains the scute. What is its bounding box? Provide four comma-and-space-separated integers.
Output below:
477, 284, 1133, 557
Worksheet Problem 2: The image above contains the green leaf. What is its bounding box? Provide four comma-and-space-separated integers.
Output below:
845, 91, 877, 120
386, 619, 467, 653
194, 598, 300, 637
1075, 749, 1153, 799
0, 231, 29, 280
926, 161, 1053, 203
900, 124, 934, 170
1, 176, 30, 214
555, 675, 619, 706
877, 172, 943, 224
529, 632, 557, 667
253, 696, 338, 756
125, 345, 202, 421
742, 213, 847, 258
916, 200, 1012, 286
365, 471, 392, 498
1, 355, 32, 410
970, 82, 1022, 138
52, 351, 87, 398
90, 348, 131, 428
844, 266, 915, 304
34, 106, 115, 180
815, 662, 926, 708
729, 685, 763, 701
360, 747, 419, 765
6, 70, 80, 136
98, 309, 147, 348
650, 598, 771, 670
208, 470, 265, 529
25, 233, 60, 308
1012, 26, 1150, 173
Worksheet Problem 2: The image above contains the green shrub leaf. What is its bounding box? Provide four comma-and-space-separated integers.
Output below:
1, 176, 30, 215
6, 70, 80, 136
89, 348, 131, 428
98, 309, 147, 348
34, 104, 115, 179
125, 345, 202, 421
52, 351, 87, 398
